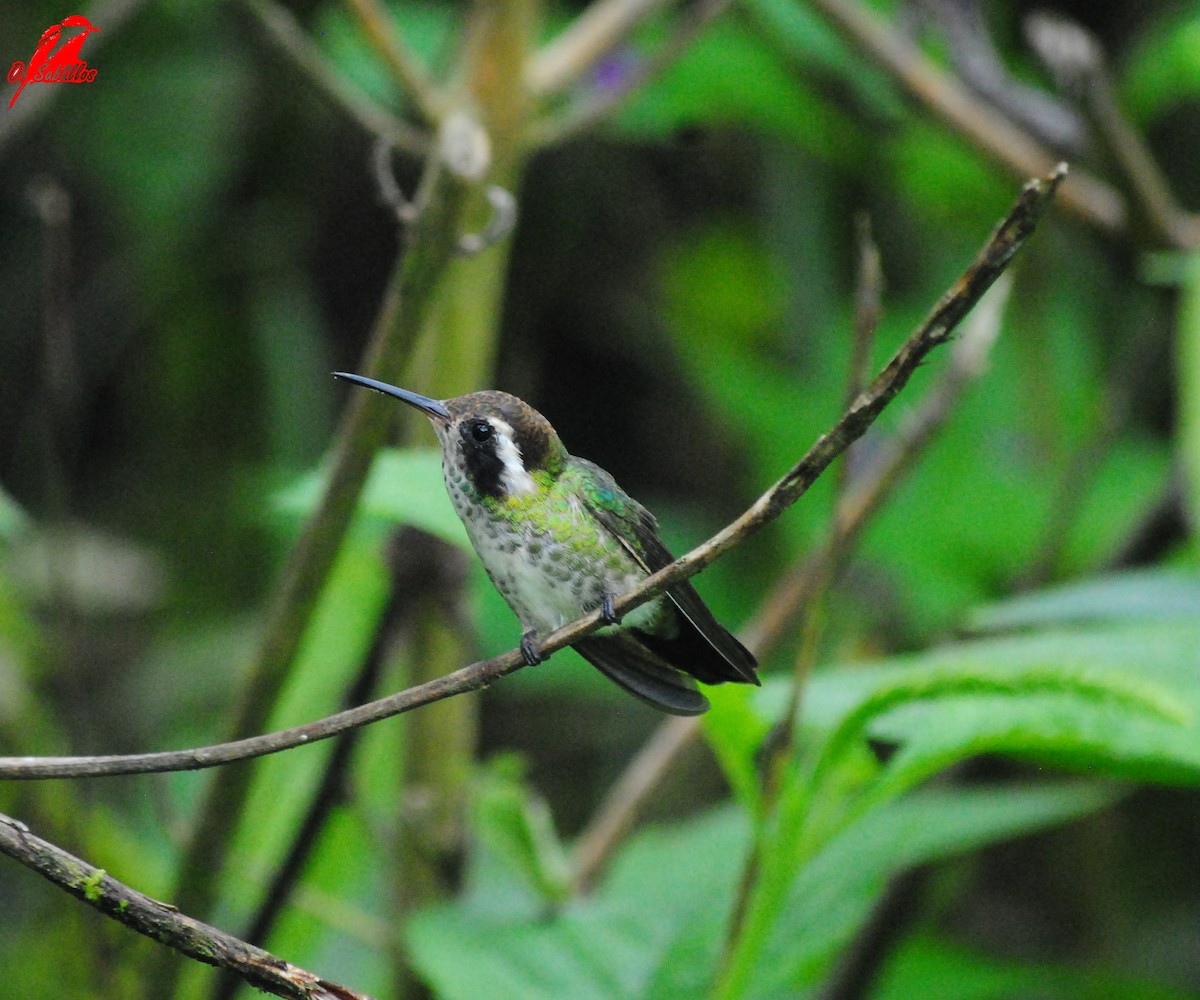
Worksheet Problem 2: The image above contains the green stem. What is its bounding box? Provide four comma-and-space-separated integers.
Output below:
148, 145, 474, 1000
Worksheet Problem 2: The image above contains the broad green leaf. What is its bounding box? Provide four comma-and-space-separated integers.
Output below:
276, 447, 469, 548
744, 783, 1119, 998
410, 782, 1114, 1000
717, 618, 1200, 1000
408, 807, 747, 1000
703, 682, 772, 818
968, 569, 1200, 633
470, 755, 573, 906
801, 621, 1200, 798
615, 19, 862, 156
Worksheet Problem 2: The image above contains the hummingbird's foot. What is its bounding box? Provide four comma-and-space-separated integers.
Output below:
520, 630, 544, 666
600, 593, 622, 626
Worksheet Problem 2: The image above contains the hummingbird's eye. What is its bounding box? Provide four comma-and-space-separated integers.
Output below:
470, 420, 493, 443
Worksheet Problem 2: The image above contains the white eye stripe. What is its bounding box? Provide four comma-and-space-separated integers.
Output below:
491, 418, 537, 496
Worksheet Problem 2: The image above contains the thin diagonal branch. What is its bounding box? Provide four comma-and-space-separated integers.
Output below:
571, 225, 1023, 893
528, 0, 668, 96
0, 814, 370, 1000
245, 0, 428, 154
1026, 10, 1200, 250
805, 0, 1123, 236
0, 165, 1063, 785
345, 0, 442, 123
530, 0, 729, 147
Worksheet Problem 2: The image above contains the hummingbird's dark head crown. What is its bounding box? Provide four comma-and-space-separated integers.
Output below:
332, 373, 568, 500
442, 391, 567, 499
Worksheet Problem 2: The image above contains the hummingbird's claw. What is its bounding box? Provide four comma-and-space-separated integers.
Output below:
520, 630, 544, 666
600, 593, 622, 626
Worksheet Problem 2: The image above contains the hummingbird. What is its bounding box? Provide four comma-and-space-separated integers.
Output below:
334, 372, 760, 715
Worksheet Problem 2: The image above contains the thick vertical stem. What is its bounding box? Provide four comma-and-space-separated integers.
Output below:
148, 145, 474, 1000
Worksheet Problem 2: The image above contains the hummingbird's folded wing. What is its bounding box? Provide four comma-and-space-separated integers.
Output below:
577, 461, 759, 687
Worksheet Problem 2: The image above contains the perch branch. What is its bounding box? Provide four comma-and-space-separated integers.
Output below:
571, 210, 1024, 891
0, 165, 1063, 784
0, 814, 370, 1000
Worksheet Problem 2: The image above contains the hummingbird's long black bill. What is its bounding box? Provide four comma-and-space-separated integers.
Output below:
333, 372, 451, 422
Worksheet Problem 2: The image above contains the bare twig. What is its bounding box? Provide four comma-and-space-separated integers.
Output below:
0, 814, 370, 1000
344, 0, 442, 123
571, 714, 697, 890
529, 0, 730, 146
916, 0, 1088, 156
805, 0, 1124, 236
847, 213, 883, 411
1025, 11, 1200, 249
717, 269, 1014, 964
0, 167, 1061, 786
245, 0, 428, 154
528, 0, 669, 95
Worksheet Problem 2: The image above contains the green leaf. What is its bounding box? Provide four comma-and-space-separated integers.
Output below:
407, 807, 748, 1000
704, 683, 773, 818
275, 448, 469, 548
799, 621, 1200, 808
746, 783, 1120, 998
717, 617, 1200, 1000
1122, 9, 1200, 123
615, 19, 862, 156
968, 569, 1200, 633
469, 755, 573, 907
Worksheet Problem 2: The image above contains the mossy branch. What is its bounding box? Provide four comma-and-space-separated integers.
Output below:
0, 815, 371, 1000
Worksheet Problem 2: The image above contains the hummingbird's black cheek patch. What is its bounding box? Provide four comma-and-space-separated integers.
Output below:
459, 428, 506, 498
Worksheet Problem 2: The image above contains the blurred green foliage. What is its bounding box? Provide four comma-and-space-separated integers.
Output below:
1, 1, 1199, 998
